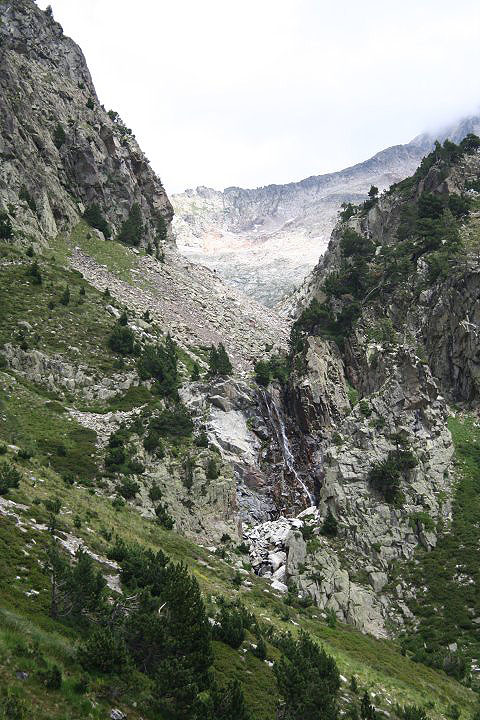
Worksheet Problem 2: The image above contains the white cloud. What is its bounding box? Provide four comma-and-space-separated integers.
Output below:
38, 0, 480, 192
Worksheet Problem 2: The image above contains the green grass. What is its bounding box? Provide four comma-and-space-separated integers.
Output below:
0, 241, 121, 375
403, 414, 480, 686
0, 445, 475, 720
59, 221, 141, 282
0, 372, 99, 481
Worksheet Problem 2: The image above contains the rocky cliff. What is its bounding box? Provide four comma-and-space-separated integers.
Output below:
0, 0, 173, 248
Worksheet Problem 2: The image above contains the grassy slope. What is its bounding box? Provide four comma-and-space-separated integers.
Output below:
403, 415, 480, 681
0, 233, 477, 718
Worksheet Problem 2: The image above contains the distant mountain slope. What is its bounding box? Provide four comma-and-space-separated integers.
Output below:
173, 116, 480, 306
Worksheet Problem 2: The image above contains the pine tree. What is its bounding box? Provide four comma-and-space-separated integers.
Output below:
83, 203, 111, 239
137, 334, 179, 397
208, 679, 250, 720
360, 690, 375, 720
154, 562, 212, 718
60, 286, 70, 306
217, 343, 233, 375
274, 631, 340, 720
208, 343, 232, 376
118, 203, 144, 246
191, 362, 200, 381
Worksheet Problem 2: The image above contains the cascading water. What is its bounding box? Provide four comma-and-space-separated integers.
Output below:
262, 390, 315, 507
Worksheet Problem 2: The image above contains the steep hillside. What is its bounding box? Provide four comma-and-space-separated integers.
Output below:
173, 119, 480, 307
0, 2, 479, 720
268, 134, 480, 687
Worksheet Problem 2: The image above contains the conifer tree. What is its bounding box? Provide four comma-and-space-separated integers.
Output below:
274, 631, 340, 720
321, 508, 338, 537
118, 203, 144, 246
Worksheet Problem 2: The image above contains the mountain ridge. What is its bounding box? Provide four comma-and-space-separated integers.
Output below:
173, 116, 480, 306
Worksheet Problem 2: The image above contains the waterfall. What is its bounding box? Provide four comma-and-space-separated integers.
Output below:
263, 390, 315, 507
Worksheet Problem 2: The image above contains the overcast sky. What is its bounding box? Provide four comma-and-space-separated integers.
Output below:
37, 0, 480, 194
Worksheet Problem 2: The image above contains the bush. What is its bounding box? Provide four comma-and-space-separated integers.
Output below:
0, 686, 30, 719
400, 706, 428, 720
368, 449, 417, 504
19, 186, 36, 214
359, 399, 371, 417
39, 665, 62, 690
60, 286, 70, 305
108, 323, 135, 355
0, 211, 13, 240
155, 503, 174, 530
149, 405, 193, 439
83, 203, 111, 239
118, 203, 143, 246
254, 359, 271, 386
206, 458, 219, 480
252, 636, 267, 660
117, 477, 140, 499
148, 482, 163, 502
191, 362, 200, 380
26, 261, 42, 285
53, 123, 66, 149
86, 97, 95, 110
78, 627, 128, 673
320, 509, 338, 538
0, 462, 21, 495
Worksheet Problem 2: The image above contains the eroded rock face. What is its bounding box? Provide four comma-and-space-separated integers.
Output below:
0, 0, 172, 248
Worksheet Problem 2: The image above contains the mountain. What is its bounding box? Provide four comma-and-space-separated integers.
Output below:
0, 2, 479, 719
173, 117, 480, 307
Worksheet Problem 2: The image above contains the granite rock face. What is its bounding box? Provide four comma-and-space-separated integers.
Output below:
0, 0, 173, 248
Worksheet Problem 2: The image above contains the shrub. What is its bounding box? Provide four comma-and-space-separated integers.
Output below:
320, 509, 338, 538
191, 362, 200, 381
118, 203, 143, 246
86, 97, 95, 110
149, 405, 193, 439
108, 323, 135, 355
155, 503, 174, 530
0, 462, 21, 495
19, 186, 36, 213
359, 399, 371, 417
368, 449, 417, 504
400, 706, 428, 720
26, 261, 42, 285
194, 430, 209, 448
254, 359, 271, 386
39, 665, 62, 690
78, 627, 128, 673
148, 482, 163, 502
83, 203, 111, 239
0, 211, 13, 240
117, 477, 140, 500
252, 636, 267, 660
60, 286, 70, 305
206, 458, 219, 480
0, 686, 30, 719
53, 122, 66, 149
